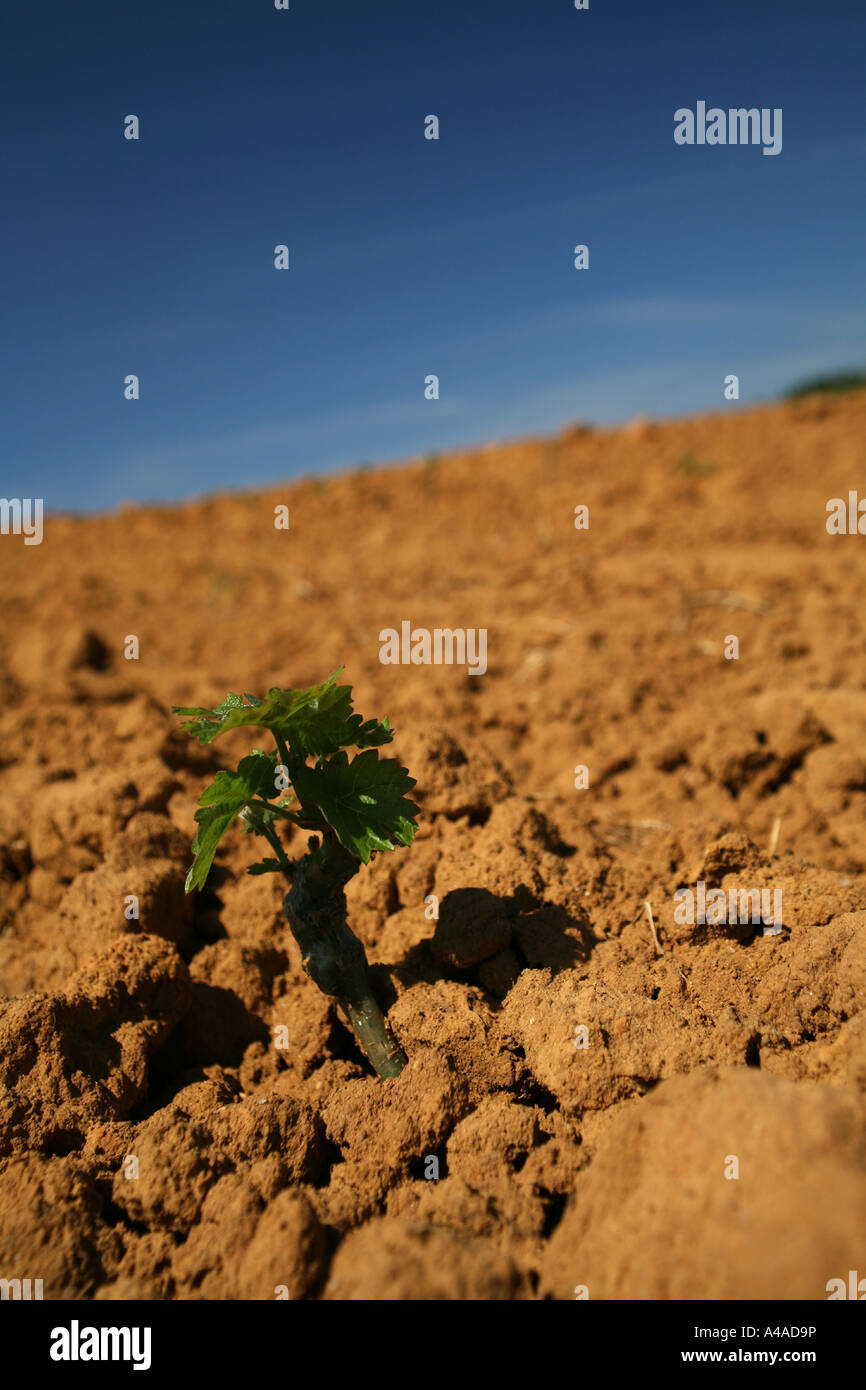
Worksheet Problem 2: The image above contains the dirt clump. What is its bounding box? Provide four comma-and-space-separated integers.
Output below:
541, 1067, 866, 1300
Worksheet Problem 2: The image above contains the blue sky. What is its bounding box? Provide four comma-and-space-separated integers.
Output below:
2, 0, 864, 512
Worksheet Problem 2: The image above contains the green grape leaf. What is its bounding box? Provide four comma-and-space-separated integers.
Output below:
291, 749, 420, 864
247, 858, 282, 876
185, 751, 280, 892
172, 692, 261, 743
172, 670, 393, 756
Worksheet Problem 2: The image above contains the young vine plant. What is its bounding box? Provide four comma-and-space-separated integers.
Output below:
172, 670, 419, 1078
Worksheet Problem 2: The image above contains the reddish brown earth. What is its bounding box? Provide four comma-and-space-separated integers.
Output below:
2, 391, 866, 1300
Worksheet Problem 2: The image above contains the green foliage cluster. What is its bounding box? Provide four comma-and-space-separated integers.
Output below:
784, 368, 866, 399
173, 671, 419, 891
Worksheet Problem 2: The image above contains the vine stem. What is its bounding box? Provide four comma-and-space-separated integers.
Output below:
279, 830, 406, 1080
259, 822, 294, 876
273, 731, 291, 767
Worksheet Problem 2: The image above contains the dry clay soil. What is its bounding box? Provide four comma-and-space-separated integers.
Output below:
2, 392, 866, 1301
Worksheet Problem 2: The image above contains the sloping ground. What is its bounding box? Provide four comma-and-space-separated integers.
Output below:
2, 391, 866, 1300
